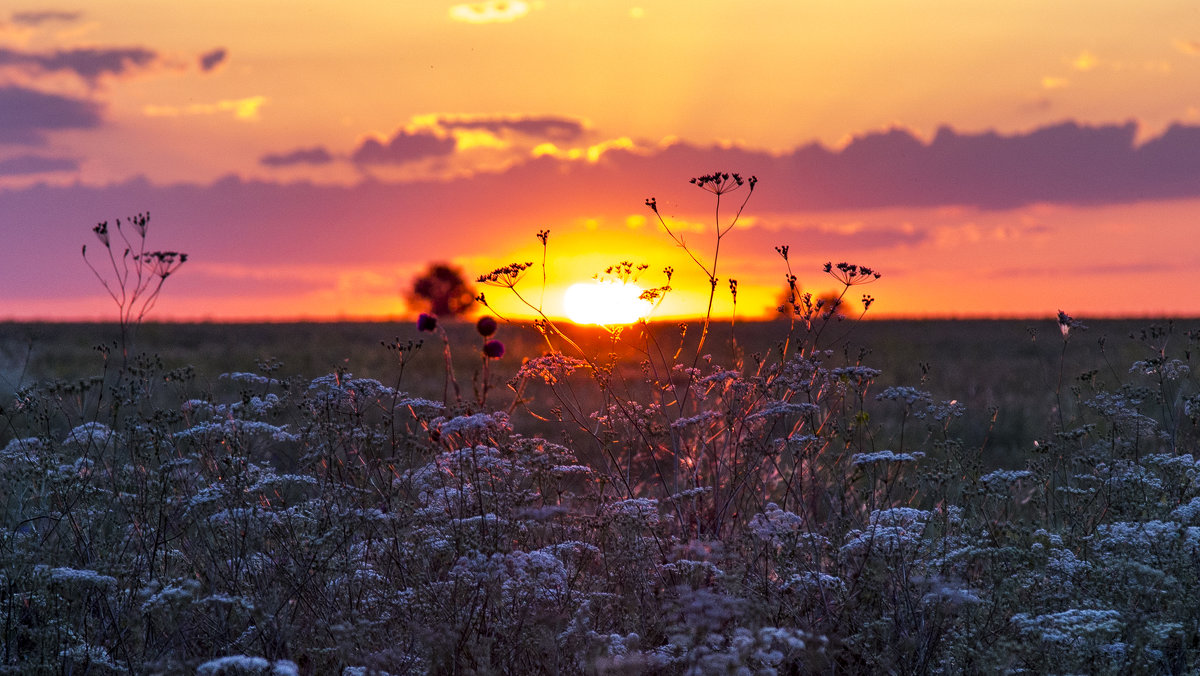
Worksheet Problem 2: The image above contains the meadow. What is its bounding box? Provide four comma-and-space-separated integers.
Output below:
5, 313, 1200, 674
6, 175, 1200, 674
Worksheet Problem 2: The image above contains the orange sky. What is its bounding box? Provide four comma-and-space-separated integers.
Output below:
3, 2, 1200, 321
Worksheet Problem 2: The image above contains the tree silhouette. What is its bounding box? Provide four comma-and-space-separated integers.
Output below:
407, 263, 476, 317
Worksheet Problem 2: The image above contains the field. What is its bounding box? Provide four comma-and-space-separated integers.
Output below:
4, 315, 1200, 673
0, 317, 1174, 458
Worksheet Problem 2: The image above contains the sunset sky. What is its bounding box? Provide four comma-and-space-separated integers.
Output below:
3, 1, 1200, 321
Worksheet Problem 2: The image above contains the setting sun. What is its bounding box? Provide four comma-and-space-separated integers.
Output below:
563, 281, 653, 325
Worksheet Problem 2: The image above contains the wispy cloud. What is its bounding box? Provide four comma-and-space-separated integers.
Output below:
9, 10, 81, 26
143, 96, 267, 120
260, 147, 335, 167
437, 114, 586, 140
448, 1, 538, 24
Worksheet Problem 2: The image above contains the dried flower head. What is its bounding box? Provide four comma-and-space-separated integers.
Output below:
133, 251, 187, 279
476, 315, 498, 337
478, 262, 533, 288
127, 212, 149, 238
690, 172, 756, 195
483, 339, 505, 359
92, 222, 110, 247
1057, 310, 1086, 339
824, 261, 882, 286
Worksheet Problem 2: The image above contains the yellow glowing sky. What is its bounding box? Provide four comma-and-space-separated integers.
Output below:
3, 1, 1200, 321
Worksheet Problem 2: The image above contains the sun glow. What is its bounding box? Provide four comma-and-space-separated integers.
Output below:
563, 281, 653, 325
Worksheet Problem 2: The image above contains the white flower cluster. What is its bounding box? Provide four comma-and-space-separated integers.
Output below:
851, 450, 925, 466
515, 352, 588, 385
671, 410, 724, 429
603, 497, 660, 526
450, 547, 571, 606
840, 508, 930, 558
747, 401, 820, 421
40, 565, 118, 590
437, 411, 512, 438
1010, 608, 1123, 644
782, 571, 846, 596
748, 502, 803, 547
63, 422, 114, 448
875, 386, 933, 406
196, 655, 299, 675
305, 373, 394, 411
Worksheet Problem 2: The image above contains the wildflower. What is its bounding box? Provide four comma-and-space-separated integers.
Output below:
749, 503, 804, 546
133, 250, 187, 278
476, 315, 498, 337
483, 339, 505, 358
851, 450, 925, 466
515, 352, 588, 384
876, 386, 933, 405
1057, 310, 1086, 338
417, 313, 437, 332
824, 261, 881, 285
92, 221, 110, 247
1011, 608, 1123, 645
689, 171, 756, 195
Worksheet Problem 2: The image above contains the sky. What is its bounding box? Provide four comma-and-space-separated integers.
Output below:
3, 1, 1200, 321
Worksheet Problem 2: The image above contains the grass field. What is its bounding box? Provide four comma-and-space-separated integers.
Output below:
0, 317, 1178, 460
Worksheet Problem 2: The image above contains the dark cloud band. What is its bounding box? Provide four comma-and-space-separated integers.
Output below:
0, 86, 102, 145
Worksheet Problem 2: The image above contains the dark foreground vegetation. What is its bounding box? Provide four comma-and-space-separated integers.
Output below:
4, 315, 1200, 674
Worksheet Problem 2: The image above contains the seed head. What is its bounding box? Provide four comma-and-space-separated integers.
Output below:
93, 222, 110, 247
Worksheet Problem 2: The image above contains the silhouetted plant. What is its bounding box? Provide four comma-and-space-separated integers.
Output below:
81, 212, 187, 363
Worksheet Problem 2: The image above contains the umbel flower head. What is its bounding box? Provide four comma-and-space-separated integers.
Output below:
134, 251, 188, 279
478, 262, 533, 288
690, 172, 756, 195
824, 262, 882, 286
